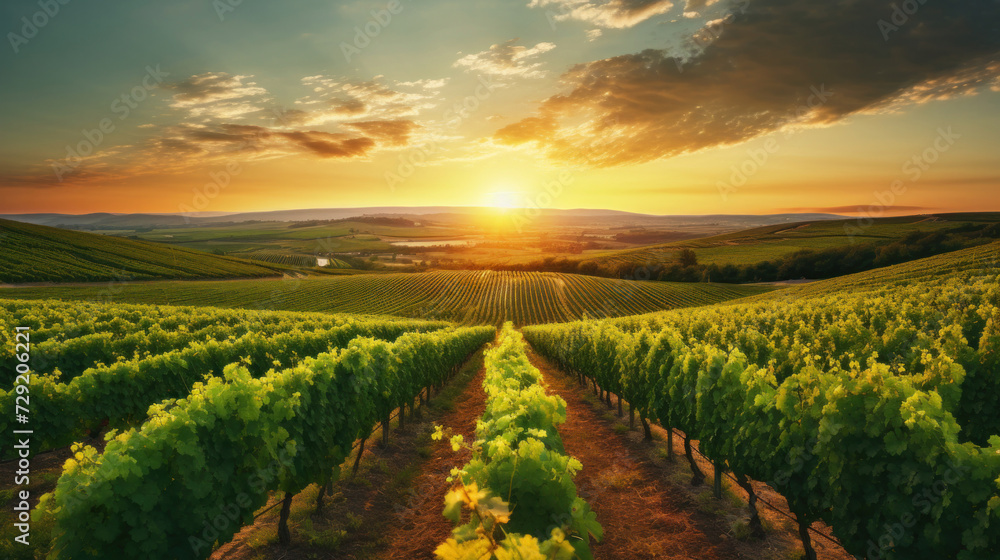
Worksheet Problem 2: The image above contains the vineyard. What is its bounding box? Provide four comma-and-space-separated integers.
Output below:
3, 243, 998, 559
0, 219, 285, 283
2, 298, 493, 559
434, 324, 602, 558
524, 243, 1000, 560
234, 250, 353, 269
749, 240, 1000, 300
0, 270, 772, 325
0, 300, 459, 455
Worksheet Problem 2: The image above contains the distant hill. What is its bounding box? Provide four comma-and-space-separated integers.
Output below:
575, 213, 1000, 270
0, 219, 285, 283
749, 239, 1000, 301
0, 207, 846, 230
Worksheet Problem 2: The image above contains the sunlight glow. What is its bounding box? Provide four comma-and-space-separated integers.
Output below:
485, 191, 522, 210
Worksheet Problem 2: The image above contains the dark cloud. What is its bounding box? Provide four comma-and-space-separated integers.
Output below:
276, 131, 375, 158
167, 123, 383, 159
497, 0, 1000, 166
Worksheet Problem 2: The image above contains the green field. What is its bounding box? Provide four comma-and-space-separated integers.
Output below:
751, 239, 1000, 300
581, 214, 999, 268
0, 219, 285, 283
0, 270, 773, 325
119, 220, 471, 258
523, 241, 1000, 560
235, 250, 354, 269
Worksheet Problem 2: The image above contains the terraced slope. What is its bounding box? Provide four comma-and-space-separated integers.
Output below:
0, 218, 284, 283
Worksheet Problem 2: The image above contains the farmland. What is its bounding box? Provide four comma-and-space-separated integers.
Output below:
576, 214, 1000, 269
0, 298, 493, 559
524, 242, 1000, 559
0, 270, 773, 325
0, 219, 285, 283
3, 244, 998, 560
2, 213, 998, 560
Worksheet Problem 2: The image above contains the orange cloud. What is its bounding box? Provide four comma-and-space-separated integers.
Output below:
498, 0, 1000, 167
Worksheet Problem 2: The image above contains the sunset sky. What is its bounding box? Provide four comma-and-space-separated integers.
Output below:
1, 0, 999, 216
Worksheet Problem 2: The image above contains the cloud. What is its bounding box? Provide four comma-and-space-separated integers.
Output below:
162, 72, 269, 120
286, 76, 441, 126
682, 0, 721, 16
21, 73, 435, 186
342, 120, 417, 146
396, 78, 450, 89
152, 121, 398, 161
528, 0, 675, 29
454, 39, 557, 79
277, 131, 376, 158
496, 0, 1000, 167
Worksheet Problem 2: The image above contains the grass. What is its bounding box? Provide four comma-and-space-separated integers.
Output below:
578, 214, 1000, 269
0, 218, 285, 283
0, 470, 61, 559
592, 466, 643, 491
122, 220, 471, 261
0, 270, 774, 326
751, 240, 1000, 300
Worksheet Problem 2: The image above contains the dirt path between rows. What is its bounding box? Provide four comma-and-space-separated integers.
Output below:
527, 349, 749, 560
527, 347, 853, 560
206, 350, 488, 560
379, 366, 489, 559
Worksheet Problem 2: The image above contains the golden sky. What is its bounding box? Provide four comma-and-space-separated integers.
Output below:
1, 0, 999, 216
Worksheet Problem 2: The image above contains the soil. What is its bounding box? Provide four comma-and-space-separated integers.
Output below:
380, 367, 488, 559
524, 348, 853, 560
198, 341, 852, 560
209, 352, 489, 560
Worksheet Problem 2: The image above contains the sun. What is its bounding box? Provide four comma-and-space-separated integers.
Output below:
485, 191, 521, 210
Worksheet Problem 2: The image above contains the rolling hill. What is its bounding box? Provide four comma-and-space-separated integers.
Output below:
750, 238, 1000, 300
577, 213, 1000, 269
0, 208, 845, 229
0, 270, 773, 325
0, 218, 286, 283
